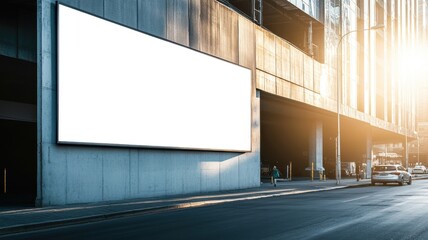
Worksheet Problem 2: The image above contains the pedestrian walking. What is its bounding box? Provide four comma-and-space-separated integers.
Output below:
272, 166, 280, 187
356, 163, 360, 181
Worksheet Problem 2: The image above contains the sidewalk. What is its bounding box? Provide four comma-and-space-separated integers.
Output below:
0, 178, 372, 236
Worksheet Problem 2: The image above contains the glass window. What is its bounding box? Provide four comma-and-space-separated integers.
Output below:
373, 166, 397, 171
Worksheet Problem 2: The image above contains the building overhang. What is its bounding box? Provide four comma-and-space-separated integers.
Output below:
264, 0, 324, 29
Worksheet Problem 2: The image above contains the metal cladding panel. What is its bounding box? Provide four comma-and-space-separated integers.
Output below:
137, 0, 167, 37
104, 0, 138, 28
166, 0, 189, 46
57, 4, 252, 152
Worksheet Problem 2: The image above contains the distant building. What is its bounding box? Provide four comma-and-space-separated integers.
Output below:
409, 0, 428, 166
0, 0, 424, 206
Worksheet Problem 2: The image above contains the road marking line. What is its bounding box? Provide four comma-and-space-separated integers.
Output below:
342, 196, 368, 203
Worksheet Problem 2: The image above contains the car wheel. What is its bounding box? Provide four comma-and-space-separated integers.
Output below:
399, 178, 404, 186
408, 177, 412, 185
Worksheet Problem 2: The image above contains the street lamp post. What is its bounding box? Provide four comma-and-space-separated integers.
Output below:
418, 135, 420, 164
416, 131, 420, 165
336, 24, 384, 185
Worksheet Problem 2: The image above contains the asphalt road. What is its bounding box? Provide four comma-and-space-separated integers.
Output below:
4, 180, 428, 240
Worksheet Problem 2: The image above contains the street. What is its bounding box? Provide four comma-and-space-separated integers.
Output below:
4, 179, 428, 240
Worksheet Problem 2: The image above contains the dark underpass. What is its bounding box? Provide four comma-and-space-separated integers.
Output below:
0, 0, 37, 206
260, 91, 371, 181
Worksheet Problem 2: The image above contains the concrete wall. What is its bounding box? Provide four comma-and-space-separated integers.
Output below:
37, 0, 260, 206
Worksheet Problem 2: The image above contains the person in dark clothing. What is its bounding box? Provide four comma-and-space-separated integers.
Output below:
272, 166, 280, 187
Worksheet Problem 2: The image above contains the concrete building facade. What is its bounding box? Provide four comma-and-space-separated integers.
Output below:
0, 0, 424, 206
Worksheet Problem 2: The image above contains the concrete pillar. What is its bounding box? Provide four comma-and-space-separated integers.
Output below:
307, 121, 324, 174
366, 133, 373, 178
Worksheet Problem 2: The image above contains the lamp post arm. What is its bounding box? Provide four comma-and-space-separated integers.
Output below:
335, 25, 383, 185
335, 30, 358, 184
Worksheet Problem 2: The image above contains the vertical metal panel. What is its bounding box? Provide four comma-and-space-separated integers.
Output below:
291, 83, 304, 102
282, 79, 291, 98
189, 0, 219, 56
189, 0, 219, 55
263, 31, 275, 75
167, 0, 189, 46
255, 27, 264, 70
60, 0, 105, 18
313, 61, 321, 93
256, 69, 264, 90
275, 37, 284, 80
276, 78, 290, 98
327, 96, 336, 113
304, 88, 314, 105
290, 45, 304, 86
290, 46, 298, 84
283, 41, 291, 81
60, 0, 79, 8
275, 38, 291, 82
264, 72, 276, 94
202, 0, 219, 57
303, 55, 314, 91
188, 0, 200, 50
276, 77, 283, 97
255, 70, 275, 94
313, 92, 321, 107
78, 0, 104, 17
238, 16, 255, 70
218, 4, 238, 63
137, 0, 167, 37
104, 0, 138, 28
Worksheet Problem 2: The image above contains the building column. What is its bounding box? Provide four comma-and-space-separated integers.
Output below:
307, 121, 324, 175
365, 133, 373, 178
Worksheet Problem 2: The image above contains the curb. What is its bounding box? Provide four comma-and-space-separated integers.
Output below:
0, 182, 370, 236
0, 205, 174, 236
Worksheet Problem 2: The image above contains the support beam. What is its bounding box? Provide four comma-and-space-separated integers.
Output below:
0, 100, 36, 122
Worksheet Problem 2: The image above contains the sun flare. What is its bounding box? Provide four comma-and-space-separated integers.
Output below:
399, 45, 428, 85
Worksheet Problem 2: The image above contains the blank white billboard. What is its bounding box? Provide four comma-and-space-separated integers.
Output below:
57, 4, 252, 152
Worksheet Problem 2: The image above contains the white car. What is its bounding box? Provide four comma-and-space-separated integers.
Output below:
412, 165, 427, 174
371, 165, 412, 186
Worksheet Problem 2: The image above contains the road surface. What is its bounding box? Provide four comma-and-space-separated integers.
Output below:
4, 180, 428, 240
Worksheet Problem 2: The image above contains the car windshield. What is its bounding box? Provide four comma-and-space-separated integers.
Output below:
373, 166, 396, 171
